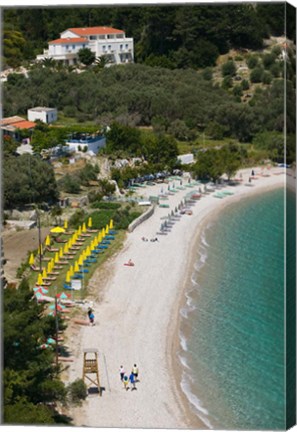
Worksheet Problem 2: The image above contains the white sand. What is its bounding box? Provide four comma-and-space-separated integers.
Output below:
66, 167, 288, 429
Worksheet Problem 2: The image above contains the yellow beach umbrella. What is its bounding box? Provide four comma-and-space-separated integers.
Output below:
45, 235, 51, 247
77, 226, 82, 236
37, 273, 43, 285
64, 219, 68, 230
88, 217, 92, 228
86, 246, 91, 257
59, 248, 63, 259
38, 244, 43, 256
78, 255, 84, 266
69, 265, 74, 277
42, 268, 47, 279
82, 223, 87, 233
97, 232, 102, 243
109, 219, 113, 229
64, 244, 69, 254
106, 224, 109, 234
102, 228, 106, 238
29, 253, 35, 266
50, 226, 65, 234
47, 262, 52, 273
74, 262, 80, 273
65, 271, 71, 283
55, 252, 59, 263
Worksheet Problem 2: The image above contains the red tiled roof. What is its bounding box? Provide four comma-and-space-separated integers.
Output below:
68, 26, 124, 36
11, 120, 36, 129
49, 37, 88, 45
0, 116, 25, 126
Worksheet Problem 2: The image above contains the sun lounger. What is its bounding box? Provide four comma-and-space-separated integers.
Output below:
30, 265, 43, 272
102, 240, 111, 244
80, 233, 91, 237
43, 276, 57, 281
55, 237, 67, 243
97, 245, 108, 249
46, 247, 59, 252
109, 230, 117, 235
105, 235, 115, 240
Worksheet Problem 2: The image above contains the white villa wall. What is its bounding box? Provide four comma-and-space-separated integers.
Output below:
66, 137, 106, 154
28, 108, 57, 124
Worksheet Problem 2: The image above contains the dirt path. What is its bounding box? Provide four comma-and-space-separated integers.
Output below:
2, 227, 51, 282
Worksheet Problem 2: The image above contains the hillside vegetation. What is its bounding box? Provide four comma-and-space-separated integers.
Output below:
3, 3, 296, 69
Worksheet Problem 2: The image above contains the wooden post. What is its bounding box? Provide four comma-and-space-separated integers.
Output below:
82, 348, 101, 396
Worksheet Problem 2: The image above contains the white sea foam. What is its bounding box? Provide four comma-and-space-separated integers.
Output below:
180, 372, 214, 429
179, 332, 188, 352
201, 229, 210, 247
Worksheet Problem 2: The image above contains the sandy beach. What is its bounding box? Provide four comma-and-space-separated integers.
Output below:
65, 167, 288, 429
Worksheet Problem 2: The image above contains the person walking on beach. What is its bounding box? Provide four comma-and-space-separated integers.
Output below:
88, 308, 95, 325
119, 365, 125, 381
123, 374, 129, 391
132, 364, 139, 382
129, 371, 136, 390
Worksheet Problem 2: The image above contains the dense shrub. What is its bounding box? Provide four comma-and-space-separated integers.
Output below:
247, 55, 258, 69
91, 202, 121, 210
250, 67, 263, 83
67, 379, 87, 405
221, 60, 236, 77
262, 53, 277, 68
241, 79, 250, 90
262, 71, 272, 84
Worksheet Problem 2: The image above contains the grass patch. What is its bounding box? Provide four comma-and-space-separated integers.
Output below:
28, 230, 126, 301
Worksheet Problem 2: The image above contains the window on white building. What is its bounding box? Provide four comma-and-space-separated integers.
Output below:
90, 35, 97, 40
103, 45, 106, 51
72, 45, 75, 49
125, 44, 128, 49
66, 45, 69, 49
120, 44, 123, 50
108, 45, 111, 50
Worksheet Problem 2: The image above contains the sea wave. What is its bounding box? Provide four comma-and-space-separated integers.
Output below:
180, 372, 214, 429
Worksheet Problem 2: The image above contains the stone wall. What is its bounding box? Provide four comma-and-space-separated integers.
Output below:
128, 205, 155, 233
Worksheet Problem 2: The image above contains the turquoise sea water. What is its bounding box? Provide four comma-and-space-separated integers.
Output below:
179, 188, 291, 430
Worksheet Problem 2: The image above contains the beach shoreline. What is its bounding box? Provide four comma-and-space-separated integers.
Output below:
170, 180, 286, 429
65, 168, 287, 429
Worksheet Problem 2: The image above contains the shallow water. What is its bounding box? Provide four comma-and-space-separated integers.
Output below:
179, 188, 292, 429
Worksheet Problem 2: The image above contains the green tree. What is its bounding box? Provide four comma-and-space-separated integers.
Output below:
78, 47, 96, 66
262, 71, 272, 85
191, 148, 224, 181
3, 154, 59, 209
241, 79, 250, 90
262, 52, 277, 69
221, 60, 236, 77
250, 67, 263, 83
3, 282, 67, 424
247, 55, 258, 69
3, 28, 26, 68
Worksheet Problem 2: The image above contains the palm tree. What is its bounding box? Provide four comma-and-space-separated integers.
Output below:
41, 58, 57, 69
93, 55, 110, 73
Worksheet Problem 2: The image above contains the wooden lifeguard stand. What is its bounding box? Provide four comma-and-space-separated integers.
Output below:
82, 348, 101, 396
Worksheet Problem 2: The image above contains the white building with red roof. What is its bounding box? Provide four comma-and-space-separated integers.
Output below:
36, 26, 134, 66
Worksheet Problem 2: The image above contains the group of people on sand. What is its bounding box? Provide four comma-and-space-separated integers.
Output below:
119, 364, 139, 391
141, 236, 159, 242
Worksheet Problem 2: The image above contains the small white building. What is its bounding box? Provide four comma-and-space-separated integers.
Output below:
177, 153, 194, 165
36, 26, 134, 66
28, 107, 58, 124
